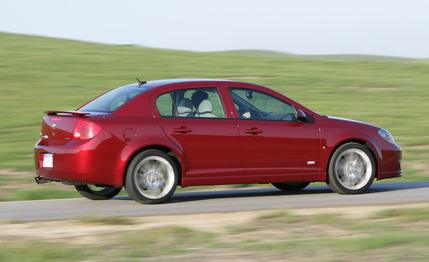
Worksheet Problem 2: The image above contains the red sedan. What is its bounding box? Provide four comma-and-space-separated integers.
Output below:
34, 79, 402, 204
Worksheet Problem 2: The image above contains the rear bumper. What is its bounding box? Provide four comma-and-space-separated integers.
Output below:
34, 135, 126, 187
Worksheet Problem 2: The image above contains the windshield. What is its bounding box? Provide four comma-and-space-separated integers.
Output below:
79, 84, 146, 113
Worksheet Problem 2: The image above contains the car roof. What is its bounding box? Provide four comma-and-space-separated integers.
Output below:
141, 79, 251, 90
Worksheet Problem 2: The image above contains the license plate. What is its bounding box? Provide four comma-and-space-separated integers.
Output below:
42, 153, 53, 168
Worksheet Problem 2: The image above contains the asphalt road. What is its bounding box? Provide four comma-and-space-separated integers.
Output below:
1, 182, 428, 221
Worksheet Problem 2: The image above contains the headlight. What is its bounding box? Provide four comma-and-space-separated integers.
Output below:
378, 128, 396, 144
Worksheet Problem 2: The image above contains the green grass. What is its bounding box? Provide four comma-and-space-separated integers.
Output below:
332, 232, 429, 252
1, 206, 428, 261
0, 31, 428, 199
0, 243, 89, 262
230, 207, 429, 260
78, 215, 136, 225
0, 187, 79, 201
256, 209, 302, 224
238, 232, 429, 256
118, 226, 216, 257
373, 206, 429, 221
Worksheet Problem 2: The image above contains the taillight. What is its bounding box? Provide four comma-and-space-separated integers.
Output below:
50, 117, 62, 122
72, 120, 101, 140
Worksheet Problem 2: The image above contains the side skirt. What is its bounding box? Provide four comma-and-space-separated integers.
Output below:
181, 172, 325, 187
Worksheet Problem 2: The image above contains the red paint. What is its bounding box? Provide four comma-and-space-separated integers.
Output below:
34, 79, 402, 188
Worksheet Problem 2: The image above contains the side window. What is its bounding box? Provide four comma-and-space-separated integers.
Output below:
230, 88, 297, 121
156, 88, 226, 118
156, 92, 174, 117
177, 88, 226, 118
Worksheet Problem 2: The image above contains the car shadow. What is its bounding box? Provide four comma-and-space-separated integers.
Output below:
113, 181, 429, 203
366, 181, 429, 193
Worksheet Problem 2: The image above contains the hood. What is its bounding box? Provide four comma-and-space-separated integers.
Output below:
325, 115, 379, 129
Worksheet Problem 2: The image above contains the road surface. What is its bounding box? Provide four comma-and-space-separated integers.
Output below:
0, 182, 428, 221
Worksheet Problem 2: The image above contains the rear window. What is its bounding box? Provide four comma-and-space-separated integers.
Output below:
79, 84, 146, 113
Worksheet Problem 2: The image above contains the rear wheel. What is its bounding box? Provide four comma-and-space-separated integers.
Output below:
272, 182, 310, 191
75, 185, 122, 200
125, 149, 178, 204
328, 142, 376, 194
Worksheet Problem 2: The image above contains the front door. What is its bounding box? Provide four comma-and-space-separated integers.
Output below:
229, 88, 321, 180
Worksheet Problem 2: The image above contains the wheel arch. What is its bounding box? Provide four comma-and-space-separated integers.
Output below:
123, 144, 184, 187
326, 138, 380, 182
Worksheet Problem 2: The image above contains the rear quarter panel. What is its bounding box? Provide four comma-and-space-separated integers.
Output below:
108, 91, 186, 186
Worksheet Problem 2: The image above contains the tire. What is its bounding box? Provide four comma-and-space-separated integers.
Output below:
328, 142, 376, 194
75, 185, 122, 200
125, 149, 178, 204
272, 182, 310, 191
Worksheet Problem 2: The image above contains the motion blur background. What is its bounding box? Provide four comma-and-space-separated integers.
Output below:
0, 0, 428, 261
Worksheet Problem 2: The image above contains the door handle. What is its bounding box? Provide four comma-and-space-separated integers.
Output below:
173, 126, 192, 134
244, 127, 263, 134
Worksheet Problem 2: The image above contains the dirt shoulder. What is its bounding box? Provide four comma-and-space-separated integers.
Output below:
1, 203, 427, 244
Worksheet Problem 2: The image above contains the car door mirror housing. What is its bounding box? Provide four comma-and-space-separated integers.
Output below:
245, 91, 254, 99
296, 109, 309, 122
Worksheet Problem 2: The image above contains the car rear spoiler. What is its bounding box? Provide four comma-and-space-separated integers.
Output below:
45, 110, 91, 117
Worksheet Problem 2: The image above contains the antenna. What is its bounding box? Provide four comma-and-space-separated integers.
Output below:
136, 77, 147, 87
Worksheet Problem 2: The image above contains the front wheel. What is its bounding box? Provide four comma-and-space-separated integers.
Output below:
272, 182, 310, 191
75, 185, 122, 200
328, 142, 376, 194
125, 150, 178, 204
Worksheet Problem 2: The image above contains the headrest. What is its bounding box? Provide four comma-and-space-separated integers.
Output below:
198, 99, 213, 113
177, 98, 193, 114
191, 91, 209, 108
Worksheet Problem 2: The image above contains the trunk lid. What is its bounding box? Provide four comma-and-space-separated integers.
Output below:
40, 111, 104, 145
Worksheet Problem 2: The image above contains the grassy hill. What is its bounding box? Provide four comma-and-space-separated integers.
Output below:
0, 32, 428, 184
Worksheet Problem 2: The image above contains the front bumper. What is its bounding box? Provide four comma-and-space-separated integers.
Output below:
378, 146, 402, 180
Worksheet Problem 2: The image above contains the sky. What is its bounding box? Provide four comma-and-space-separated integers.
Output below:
1, 0, 428, 58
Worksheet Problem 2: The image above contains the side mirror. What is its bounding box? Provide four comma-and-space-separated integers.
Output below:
296, 109, 308, 122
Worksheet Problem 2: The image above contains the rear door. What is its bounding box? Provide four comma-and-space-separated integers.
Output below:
154, 86, 241, 182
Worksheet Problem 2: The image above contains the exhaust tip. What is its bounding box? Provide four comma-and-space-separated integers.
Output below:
35, 176, 51, 184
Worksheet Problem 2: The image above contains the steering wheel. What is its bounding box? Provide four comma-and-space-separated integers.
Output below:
280, 113, 297, 121
249, 109, 262, 119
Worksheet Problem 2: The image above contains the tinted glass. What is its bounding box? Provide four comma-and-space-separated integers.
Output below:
156, 92, 173, 117
156, 88, 226, 118
230, 88, 297, 121
79, 84, 146, 113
